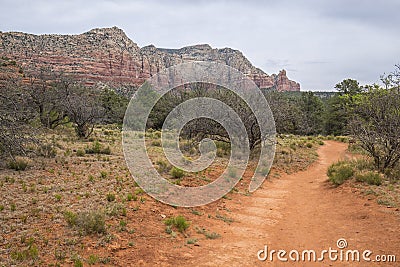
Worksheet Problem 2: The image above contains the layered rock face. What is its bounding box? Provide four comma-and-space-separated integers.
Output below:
0, 27, 300, 91
272, 70, 301, 92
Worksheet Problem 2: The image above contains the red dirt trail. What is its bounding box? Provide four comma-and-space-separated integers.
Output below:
117, 141, 399, 266
185, 141, 400, 266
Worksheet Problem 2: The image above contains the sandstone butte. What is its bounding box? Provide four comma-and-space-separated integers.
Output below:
0, 26, 300, 92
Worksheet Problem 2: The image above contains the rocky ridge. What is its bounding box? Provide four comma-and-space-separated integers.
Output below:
0, 27, 300, 91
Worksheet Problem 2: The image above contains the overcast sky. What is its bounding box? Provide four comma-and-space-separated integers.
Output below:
1, 0, 399, 91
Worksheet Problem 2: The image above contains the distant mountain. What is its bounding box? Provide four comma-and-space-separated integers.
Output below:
0, 26, 300, 91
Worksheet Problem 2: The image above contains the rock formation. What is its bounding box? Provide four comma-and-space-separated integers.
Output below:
0, 27, 300, 91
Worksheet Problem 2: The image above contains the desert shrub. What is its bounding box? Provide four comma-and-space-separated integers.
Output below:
385, 166, 400, 181
334, 136, 348, 143
215, 141, 230, 156
347, 143, 367, 154
106, 203, 127, 217
76, 210, 106, 234
10, 244, 39, 262
76, 149, 85, 157
289, 142, 297, 151
170, 167, 184, 178
205, 231, 221, 239
195, 227, 221, 239
106, 193, 116, 202
326, 135, 334, 140
85, 141, 102, 154
306, 142, 313, 148
134, 188, 144, 195
187, 238, 198, 244
126, 192, 134, 201
37, 143, 57, 158
353, 158, 374, 171
87, 254, 99, 265
327, 161, 354, 185
355, 171, 382, 186
73, 256, 84, 267
349, 87, 400, 173
85, 141, 111, 154
10, 203, 16, 211
156, 160, 171, 173
54, 194, 62, 202
151, 140, 161, 146
8, 158, 28, 171
164, 215, 190, 233
153, 131, 162, 138
64, 210, 78, 226
64, 210, 106, 234
216, 148, 225, 157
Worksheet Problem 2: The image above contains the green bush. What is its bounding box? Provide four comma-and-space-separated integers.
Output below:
334, 136, 348, 143
85, 141, 102, 154
353, 158, 374, 171
64, 210, 106, 234
289, 142, 297, 151
170, 167, 184, 178
106, 193, 116, 202
87, 254, 99, 265
100, 171, 108, 179
10, 244, 39, 262
355, 171, 382, 186
164, 215, 190, 232
205, 231, 221, 239
385, 167, 400, 181
327, 161, 354, 185
151, 140, 161, 147
106, 203, 127, 217
187, 238, 198, 244
216, 148, 225, 157
156, 160, 170, 173
54, 194, 62, 202
77, 211, 106, 234
195, 227, 221, 239
153, 131, 162, 138
8, 159, 28, 171
37, 143, 57, 158
73, 256, 84, 267
76, 149, 86, 157
85, 141, 111, 155
64, 210, 78, 226
215, 141, 230, 151
126, 192, 134, 201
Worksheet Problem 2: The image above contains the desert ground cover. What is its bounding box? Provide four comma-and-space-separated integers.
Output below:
0, 125, 326, 266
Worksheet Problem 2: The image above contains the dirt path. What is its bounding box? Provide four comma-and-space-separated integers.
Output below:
188, 141, 400, 266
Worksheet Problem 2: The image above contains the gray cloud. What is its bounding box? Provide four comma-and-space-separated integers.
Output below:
1, 0, 399, 90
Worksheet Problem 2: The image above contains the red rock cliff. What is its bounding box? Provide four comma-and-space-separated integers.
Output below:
0, 27, 300, 91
